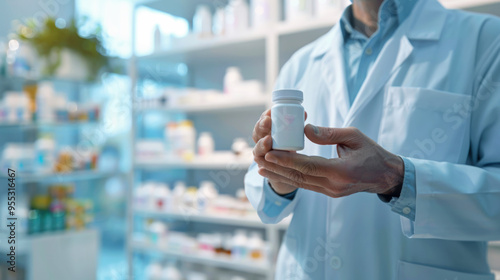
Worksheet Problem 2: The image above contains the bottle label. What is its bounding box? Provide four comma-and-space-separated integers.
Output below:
272, 105, 304, 151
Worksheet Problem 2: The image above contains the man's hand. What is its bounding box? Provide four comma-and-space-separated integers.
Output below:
255, 124, 404, 198
252, 109, 307, 195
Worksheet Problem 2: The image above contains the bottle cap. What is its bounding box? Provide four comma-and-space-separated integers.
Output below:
272, 89, 303, 102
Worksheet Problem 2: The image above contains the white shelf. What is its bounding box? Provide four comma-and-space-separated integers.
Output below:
441, 0, 500, 9
137, 96, 268, 114
137, 15, 344, 63
1, 170, 121, 183
134, 209, 290, 229
491, 241, 500, 248
17, 229, 96, 241
132, 241, 270, 275
134, 156, 253, 170
0, 229, 98, 255
137, 30, 267, 63
0, 121, 99, 129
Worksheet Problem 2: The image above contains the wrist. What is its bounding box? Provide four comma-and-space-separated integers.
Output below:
268, 180, 298, 196
380, 155, 404, 197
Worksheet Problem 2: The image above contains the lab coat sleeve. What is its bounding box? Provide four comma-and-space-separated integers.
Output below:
244, 162, 301, 224
401, 36, 500, 240
388, 157, 417, 221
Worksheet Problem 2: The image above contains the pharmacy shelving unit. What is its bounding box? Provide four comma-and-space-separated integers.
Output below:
128, 0, 500, 279
133, 209, 291, 229
131, 210, 291, 277
132, 241, 271, 275
0, 76, 126, 280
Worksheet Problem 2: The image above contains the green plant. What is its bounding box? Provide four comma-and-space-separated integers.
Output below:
15, 17, 109, 81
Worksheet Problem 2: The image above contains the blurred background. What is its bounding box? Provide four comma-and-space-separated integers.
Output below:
0, 0, 499, 279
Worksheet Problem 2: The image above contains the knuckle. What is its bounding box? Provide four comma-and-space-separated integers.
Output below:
348, 127, 361, 135
288, 170, 306, 183
254, 156, 264, 165
324, 128, 337, 142
299, 161, 318, 175
252, 129, 259, 143
259, 117, 272, 131
262, 136, 271, 150
255, 141, 270, 157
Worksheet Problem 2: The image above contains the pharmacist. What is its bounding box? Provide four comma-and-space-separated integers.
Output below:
245, 0, 500, 279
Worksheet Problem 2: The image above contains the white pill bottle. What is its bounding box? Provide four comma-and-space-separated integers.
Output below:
271, 89, 305, 151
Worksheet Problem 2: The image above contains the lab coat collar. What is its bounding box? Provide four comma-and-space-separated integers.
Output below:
310, 25, 338, 60
310, 0, 447, 59
340, 0, 418, 41
405, 0, 447, 41
343, 0, 449, 126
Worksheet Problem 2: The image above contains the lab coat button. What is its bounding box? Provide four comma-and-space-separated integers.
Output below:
275, 201, 282, 206
330, 256, 342, 270
365, 48, 373, 55
403, 207, 411, 215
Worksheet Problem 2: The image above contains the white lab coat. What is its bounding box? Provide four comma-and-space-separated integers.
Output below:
245, 0, 500, 279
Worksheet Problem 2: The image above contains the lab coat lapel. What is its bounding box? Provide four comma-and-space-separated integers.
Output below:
320, 24, 350, 126
342, 0, 448, 127
343, 34, 414, 127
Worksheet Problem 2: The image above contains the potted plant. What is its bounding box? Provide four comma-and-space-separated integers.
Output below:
15, 17, 109, 81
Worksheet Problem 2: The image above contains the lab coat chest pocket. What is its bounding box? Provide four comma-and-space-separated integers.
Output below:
397, 261, 495, 280
378, 87, 472, 163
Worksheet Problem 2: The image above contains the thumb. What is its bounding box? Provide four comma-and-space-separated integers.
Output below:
305, 124, 361, 146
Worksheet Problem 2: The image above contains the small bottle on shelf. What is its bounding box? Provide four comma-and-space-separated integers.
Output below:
225, 0, 250, 34
251, 0, 271, 28
224, 67, 243, 94
36, 82, 56, 122
172, 181, 187, 212
222, 233, 233, 257
198, 181, 217, 212
193, 5, 213, 38
213, 7, 226, 36
156, 183, 171, 211
248, 231, 265, 261
35, 135, 55, 174
154, 25, 162, 52
197, 132, 215, 157
231, 230, 249, 261
177, 120, 196, 161
198, 233, 216, 257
